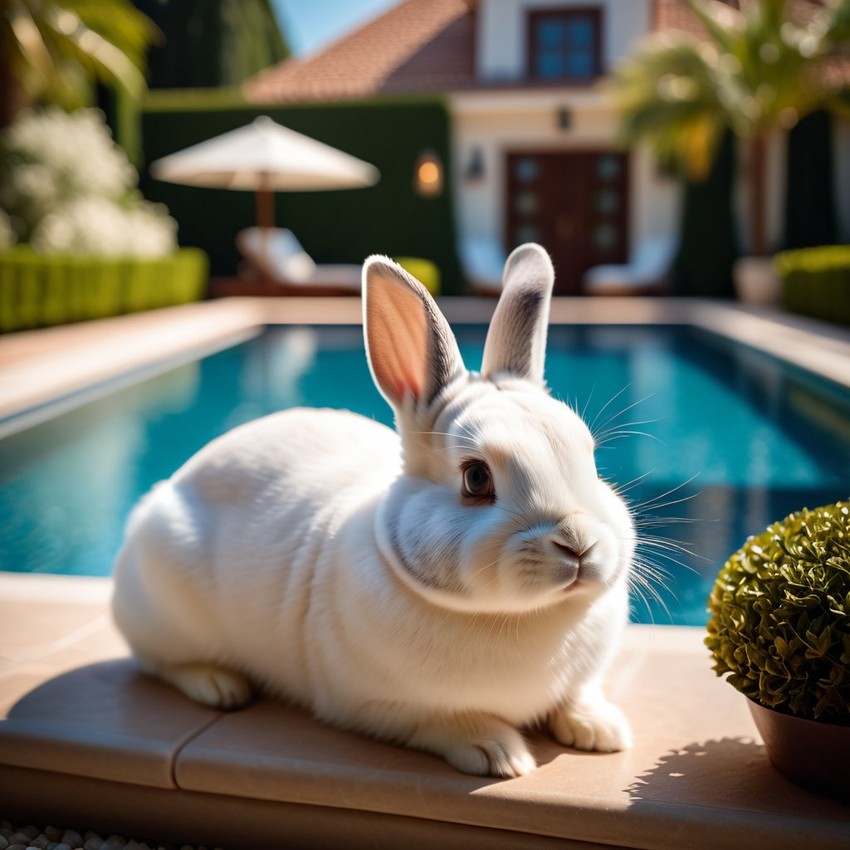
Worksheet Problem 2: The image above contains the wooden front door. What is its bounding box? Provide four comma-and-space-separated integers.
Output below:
505, 151, 630, 294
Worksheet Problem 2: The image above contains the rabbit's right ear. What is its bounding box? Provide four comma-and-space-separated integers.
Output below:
363, 257, 464, 410
481, 243, 554, 385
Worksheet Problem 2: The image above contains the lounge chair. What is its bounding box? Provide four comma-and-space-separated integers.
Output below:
459, 235, 506, 296
236, 227, 362, 296
582, 235, 676, 296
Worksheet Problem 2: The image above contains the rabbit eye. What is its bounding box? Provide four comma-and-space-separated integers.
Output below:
461, 460, 495, 502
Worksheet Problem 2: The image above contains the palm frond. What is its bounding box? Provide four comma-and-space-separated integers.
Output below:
607, 35, 730, 178
0, 0, 156, 116
5, 3, 56, 98
42, 5, 147, 98
609, 0, 850, 178
685, 0, 744, 53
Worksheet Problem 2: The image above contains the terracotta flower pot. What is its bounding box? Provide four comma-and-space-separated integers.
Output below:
748, 699, 850, 801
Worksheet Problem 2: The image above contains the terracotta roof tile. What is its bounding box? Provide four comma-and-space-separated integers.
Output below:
653, 0, 709, 35
244, 0, 472, 103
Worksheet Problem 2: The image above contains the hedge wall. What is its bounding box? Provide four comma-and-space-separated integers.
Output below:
139, 99, 465, 293
0, 248, 208, 332
783, 110, 837, 251
775, 245, 850, 326
673, 130, 739, 298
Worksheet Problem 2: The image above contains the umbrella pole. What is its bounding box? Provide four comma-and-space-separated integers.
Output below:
255, 174, 277, 294
256, 185, 275, 230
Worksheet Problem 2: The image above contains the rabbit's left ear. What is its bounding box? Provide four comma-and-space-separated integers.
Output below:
481, 243, 554, 385
363, 257, 464, 409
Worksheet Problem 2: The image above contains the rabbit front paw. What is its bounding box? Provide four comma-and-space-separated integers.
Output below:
550, 697, 632, 753
161, 662, 252, 710
409, 713, 536, 778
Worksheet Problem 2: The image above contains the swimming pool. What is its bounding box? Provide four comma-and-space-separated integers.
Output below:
2, 322, 849, 626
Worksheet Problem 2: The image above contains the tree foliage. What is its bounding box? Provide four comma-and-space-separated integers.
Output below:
0, 0, 156, 126
609, 0, 850, 181
134, 0, 290, 90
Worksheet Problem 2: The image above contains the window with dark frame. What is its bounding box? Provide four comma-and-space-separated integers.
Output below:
528, 8, 602, 82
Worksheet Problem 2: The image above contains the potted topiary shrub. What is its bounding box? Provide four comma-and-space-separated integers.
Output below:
705, 501, 850, 801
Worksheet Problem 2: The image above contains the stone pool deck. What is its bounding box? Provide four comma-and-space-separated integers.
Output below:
1, 573, 849, 850
2, 298, 850, 847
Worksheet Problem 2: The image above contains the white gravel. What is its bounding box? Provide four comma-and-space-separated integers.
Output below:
0, 823, 223, 850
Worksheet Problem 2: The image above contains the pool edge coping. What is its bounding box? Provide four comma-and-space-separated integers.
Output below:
3, 297, 849, 424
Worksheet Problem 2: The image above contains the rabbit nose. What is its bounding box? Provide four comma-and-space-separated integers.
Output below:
548, 537, 586, 567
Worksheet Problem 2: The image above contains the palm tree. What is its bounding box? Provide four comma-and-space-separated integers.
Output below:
608, 0, 850, 257
0, 0, 156, 129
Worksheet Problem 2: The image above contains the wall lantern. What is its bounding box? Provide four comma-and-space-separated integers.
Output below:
414, 150, 443, 197
464, 147, 485, 181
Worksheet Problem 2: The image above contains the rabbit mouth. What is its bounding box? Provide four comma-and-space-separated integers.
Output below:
517, 559, 582, 594
561, 578, 583, 594
554, 560, 581, 588
557, 568, 591, 595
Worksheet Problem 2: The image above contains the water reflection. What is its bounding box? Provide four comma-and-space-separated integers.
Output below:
226, 327, 320, 430
0, 364, 200, 575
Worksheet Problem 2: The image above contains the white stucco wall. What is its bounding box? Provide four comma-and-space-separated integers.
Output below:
449, 90, 679, 259
477, 0, 653, 81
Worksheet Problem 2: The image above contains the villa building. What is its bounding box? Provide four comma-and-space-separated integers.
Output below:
243, 0, 850, 294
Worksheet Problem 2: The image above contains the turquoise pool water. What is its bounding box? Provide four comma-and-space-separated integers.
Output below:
2, 324, 849, 626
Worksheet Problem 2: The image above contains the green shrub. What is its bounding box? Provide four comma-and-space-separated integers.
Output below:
705, 501, 850, 725
0, 247, 208, 332
775, 245, 850, 325
395, 257, 440, 295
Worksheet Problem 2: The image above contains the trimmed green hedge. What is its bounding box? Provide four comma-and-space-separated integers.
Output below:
0, 247, 209, 332
775, 245, 850, 326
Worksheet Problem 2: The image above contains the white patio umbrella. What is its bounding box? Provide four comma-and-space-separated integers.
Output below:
149, 116, 380, 229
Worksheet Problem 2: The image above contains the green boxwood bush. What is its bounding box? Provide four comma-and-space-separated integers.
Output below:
775, 245, 850, 325
0, 247, 208, 332
705, 502, 850, 725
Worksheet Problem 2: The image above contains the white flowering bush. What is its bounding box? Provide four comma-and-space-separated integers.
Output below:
0, 107, 177, 258
31, 197, 177, 257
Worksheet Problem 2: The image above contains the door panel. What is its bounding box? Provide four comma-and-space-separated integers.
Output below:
506, 151, 629, 294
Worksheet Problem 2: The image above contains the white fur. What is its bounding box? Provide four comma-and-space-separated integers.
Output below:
112, 244, 635, 777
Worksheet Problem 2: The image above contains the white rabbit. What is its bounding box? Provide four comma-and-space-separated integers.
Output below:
112, 244, 635, 777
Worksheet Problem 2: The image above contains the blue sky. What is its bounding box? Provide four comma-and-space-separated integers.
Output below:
272, 0, 399, 56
